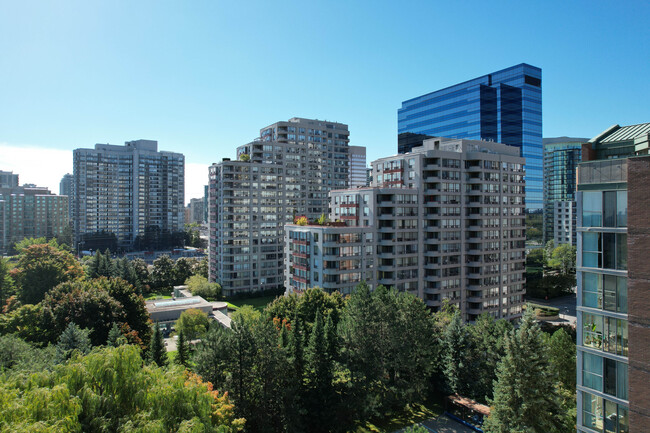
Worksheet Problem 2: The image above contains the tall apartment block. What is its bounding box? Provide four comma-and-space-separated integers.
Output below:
0, 171, 19, 188
348, 146, 367, 188
577, 123, 650, 433
543, 137, 587, 246
59, 173, 73, 222
398, 63, 543, 211
285, 137, 526, 321
188, 198, 204, 224
73, 140, 184, 250
209, 118, 356, 295
0, 183, 68, 254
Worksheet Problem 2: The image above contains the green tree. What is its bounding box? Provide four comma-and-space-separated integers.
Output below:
549, 244, 577, 275
42, 279, 125, 346
468, 314, 513, 403
544, 239, 556, 266
174, 257, 195, 286
0, 345, 245, 432
176, 308, 210, 341
0, 303, 54, 345
176, 328, 189, 367
55, 322, 92, 362
14, 243, 84, 304
526, 247, 546, 269
0, 334, 56, 371
107, 322, 127, 347
151, 254, 175, 291
266, 286, 344, 330
304, 309, 336, 432
0, 257, 15, 307
103, 277, 151, 348
484, 309, 569, 433
148, 323, 168, 367
443, 311, 474, 396
41, 278, 151, 347
131, 257, 151, 293
548, 328, 576, 392
10, 236, 47, 254
185, 274, 222, 300
194, 256, 209, 279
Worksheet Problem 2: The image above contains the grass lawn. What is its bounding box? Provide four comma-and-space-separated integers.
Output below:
227, 295, 279, 312
354, 401, 442, 433
145, 293, 172, 300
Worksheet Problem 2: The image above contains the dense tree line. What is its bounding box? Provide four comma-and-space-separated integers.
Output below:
0, 241, 576, 432
192, 284, 576, 433
0, 342, 244, 432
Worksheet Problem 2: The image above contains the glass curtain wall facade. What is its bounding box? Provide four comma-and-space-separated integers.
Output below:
398, 63, 542, 211
577, 167, 629, 433
543, 139, 585, 245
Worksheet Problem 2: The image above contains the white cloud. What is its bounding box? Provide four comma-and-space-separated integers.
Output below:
0, 143, 72, 192
0, 143, 210, 204
184, 162, 210, 203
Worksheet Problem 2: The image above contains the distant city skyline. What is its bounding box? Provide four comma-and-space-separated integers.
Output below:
1, 1, 648, 201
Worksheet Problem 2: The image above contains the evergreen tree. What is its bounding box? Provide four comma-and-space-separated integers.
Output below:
443, 310, 473, 396
468, 314, 513, 402
305, 310, 335, 432
106, 322, 126, 347
484, 309, 569, 433
548, 328, 576, 392
148, 323, 168, 367
152, 255, 175, 291
176, 328, 189, 367
56, 322, 92, 362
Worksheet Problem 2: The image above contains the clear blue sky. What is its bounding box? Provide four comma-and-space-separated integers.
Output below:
1, 0, 649, 200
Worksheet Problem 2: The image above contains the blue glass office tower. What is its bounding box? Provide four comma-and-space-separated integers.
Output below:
398, 63, 543, 211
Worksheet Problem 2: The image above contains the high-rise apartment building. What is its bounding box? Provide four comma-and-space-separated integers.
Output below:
285, 137, 526, 321
348, 146, 367, 188
59, 173, 73, 222
0, 184, 68, 254
189, 198, 204, 224
209, 117, 357, 295
398, 63, 543, 211
73, 140, 184, 250
543, 137, 587, 246
577, 123, 650, 433
0, 171, 19, 188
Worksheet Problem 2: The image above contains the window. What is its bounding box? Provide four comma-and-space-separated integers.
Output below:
582, 392, 629, 433
617, 191, 627, 227
582, 312, 603, 350
583, 352, 603, 391
603, 275, 627, 313
583, 191, 602, 227
583, 272, 602, 309
583, 232, 601, 268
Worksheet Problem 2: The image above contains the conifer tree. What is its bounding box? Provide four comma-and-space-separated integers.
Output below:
304, 310, 334, 432
107, 322, 126, 347
443, 310, 473, 396
148, 323, 168, 367
56, 322, 92, 362
176, 329, 189, 367
484, 308, 569, 433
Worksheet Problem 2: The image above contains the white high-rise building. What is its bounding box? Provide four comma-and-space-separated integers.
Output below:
285, 137, 527, 321
73, 140, 184, 250
209, 117, 363, 295
348, 146, 367, 188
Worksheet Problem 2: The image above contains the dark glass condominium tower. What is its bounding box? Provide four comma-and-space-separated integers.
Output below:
398, 63, 543, 211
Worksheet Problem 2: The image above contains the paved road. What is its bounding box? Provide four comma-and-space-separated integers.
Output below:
528, 293, 577, 325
